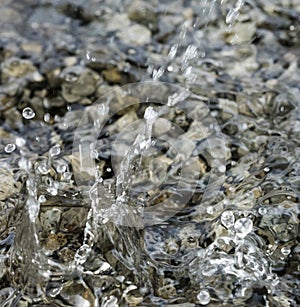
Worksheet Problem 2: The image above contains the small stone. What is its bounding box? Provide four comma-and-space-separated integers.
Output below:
118, 24, 151, 46
1, 57, 42, 84
225, 22, 256, 44
102, 68, 122, 83
106, 13, 131, 32
153, 118, 172, 136
61, 66, 102, 103
44, 232, 67, 252
128, 1, 158, 32
0, 166, 21, 201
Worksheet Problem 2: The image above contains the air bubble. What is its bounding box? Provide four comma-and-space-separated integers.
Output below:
22, 107, 35, 119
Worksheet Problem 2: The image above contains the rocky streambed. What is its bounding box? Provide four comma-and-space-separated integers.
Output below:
0, 0, 300, 306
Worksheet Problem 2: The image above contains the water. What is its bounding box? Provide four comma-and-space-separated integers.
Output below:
22, 107, 36, 120
0, 0, 300, 306
197, 289, 211, 305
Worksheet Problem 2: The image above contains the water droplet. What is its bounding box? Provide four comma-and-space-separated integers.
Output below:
90, 149, 98, 159
64, 71, 78, 83
22, 107, 35, 119
4, 143, 16, 153
106, 167, 111, 172
74, 244, 91, 265
234, 218, 253, 238
15, 137, 26, 147
264, 167, 270, 172
206, 206, 214, 215
56, 163, 67, 173
37, 161, 50, 175
152, 66, 165, 80
38, 195, 46, 203
221, 211, 235, 228
226, 0, 245, 25
197, 289, 210, 305
48, 187, 58, 196
281, 246, 291, 256
99, 262, 111, 272
168, 44, 178, 59
27, 196, 40, 222
258, 207, 267, 215
97, 104, 109, 116
218, 164, 226, 173
49, 145, 61, 157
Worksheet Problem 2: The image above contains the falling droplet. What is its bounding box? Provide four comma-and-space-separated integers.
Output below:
22, 107, 35, 119
197, 289, 211, 305
234, 218, 253, 238
4, 143, 16, 153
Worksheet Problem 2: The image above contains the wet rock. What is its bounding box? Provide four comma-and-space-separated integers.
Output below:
61, 66, 102, 103
40, 208, 62, 232
85, 45, 125, 71
43, 232, 67, 253
128, 1, 158, 32
60, 280, 96, 306
1, 57, 43, 84
59, 207, 88, 233
28, 7, 67, 26
0, 165, 21, 201
118, 24, 152, 46
177, 224, 201, 249
224, 22, 257, 44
